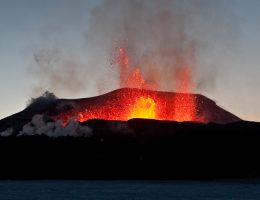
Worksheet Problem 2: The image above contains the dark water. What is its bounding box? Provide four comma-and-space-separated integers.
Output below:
0, 180, 260, 200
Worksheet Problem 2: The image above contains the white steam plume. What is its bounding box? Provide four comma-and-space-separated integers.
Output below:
19, 115, 92, 138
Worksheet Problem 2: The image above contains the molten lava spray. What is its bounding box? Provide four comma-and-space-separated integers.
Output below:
173, 66, 196, 121
115, 47, 147, 89
113, 46, 197, 122
116, 48, 129, 87
128, 97, 156, 119
53, 88, 206, 125
126, 69, 146, 89
52, 45, 202, 125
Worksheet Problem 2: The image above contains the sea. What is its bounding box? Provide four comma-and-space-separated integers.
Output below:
0, 180, 260, 200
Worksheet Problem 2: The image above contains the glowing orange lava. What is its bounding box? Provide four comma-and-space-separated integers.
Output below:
52, 88, 207, 126
126, 68, 146, 89
173, 66, 196, 122
53, 47, 204, 125
128, 96, 156, 119
172, 93, 196, 122
115, 47, 147, 89
116, 48, 129, 87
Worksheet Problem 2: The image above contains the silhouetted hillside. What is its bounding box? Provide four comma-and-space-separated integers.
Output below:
0, 119, 260, 179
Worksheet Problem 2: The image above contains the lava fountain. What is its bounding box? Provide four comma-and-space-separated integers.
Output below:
114, 47, 198, 122
128, 96, 156, 119
173, 66, 197, 122
53, 47, 203, 125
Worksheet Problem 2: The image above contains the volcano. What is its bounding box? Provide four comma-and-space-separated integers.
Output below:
2, 88, 260, 180
0, 88, 240, 134
50, 88, 240, 124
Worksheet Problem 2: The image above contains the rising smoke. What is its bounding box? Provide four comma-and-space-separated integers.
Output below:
32, 48, 89, 97
27, 91, 57, 107
86, 0, 235, 92
31, 0, 235, 96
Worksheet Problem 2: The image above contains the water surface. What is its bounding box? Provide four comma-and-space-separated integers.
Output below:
0, 180, 260, 200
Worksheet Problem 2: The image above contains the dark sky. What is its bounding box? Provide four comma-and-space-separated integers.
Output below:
0, 0, 260, 122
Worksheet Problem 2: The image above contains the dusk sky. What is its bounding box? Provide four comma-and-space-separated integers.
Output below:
1, 0, 260, 122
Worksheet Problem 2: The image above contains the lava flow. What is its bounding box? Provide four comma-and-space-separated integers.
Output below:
53, 47, 202, 124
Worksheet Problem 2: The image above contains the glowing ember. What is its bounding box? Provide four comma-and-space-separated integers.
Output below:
177, 66, 192, 93
115, 47, 147, 89
116, 47, 129, 87
117, 48, 129, 66
126, 68, 146, 89
172, 93, 196, 122
173, 66, 196, 122
128, 96, 156, 119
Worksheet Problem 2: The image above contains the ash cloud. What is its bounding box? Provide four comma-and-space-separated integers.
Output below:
31, 48, 89, 97
25, 91, 58, 114
27, 91, 57, 107
86, 0, 236, 92
30, 0, 236, 96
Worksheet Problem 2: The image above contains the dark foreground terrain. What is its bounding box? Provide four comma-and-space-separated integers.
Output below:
1, 119, 260, 180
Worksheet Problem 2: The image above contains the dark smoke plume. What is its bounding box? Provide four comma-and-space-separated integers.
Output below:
27, 91, 57, 113
27, 91, 57, 106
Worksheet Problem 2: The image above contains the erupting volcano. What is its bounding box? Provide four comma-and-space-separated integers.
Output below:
0, 47, 241, 127
3, 0, 260, 182
0, 44, 247, 180
50, 47, 204, 125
